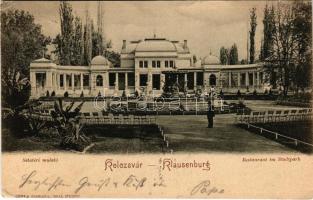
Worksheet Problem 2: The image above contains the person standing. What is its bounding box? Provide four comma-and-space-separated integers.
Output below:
207, 101, 215, 128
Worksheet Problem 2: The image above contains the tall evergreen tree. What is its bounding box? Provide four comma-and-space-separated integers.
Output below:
219, 46, 228, 65
229, 44, 239, 65
249, 7, 257, 64
71, 17, 83, 66
58, 1, 74, 65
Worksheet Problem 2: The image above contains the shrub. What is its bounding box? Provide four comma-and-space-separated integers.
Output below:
51, 91, 56, 97
264, 89, 268, 94
122, 90, 127, 98
237, 90, 241, 97
219, 90, 224, 97
64, 91, 69, 97
97, 91, 101, 97
134, 90, 139, 97
51, 99, 88, 151
80, 91, 84, 97
46, 90, 50, 97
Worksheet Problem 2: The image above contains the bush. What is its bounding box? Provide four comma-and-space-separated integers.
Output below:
219, 90, 224, 97
122, 90, 127, 98
46, 90, 50, 97
51, 91, 56, 97
237, 90, 241, 97
134, 90, 139, 97
264, 89, 268, 94
98, 91, 101, 97
64, 91, 69, 97
80, 91, 84, 97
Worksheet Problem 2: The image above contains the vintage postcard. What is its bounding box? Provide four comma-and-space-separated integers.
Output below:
1, 0, 313, 198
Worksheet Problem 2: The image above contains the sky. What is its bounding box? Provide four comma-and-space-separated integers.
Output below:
6, 1, 272, 60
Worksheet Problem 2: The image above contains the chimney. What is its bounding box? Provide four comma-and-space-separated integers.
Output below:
122, 40, 126, 49
183, 40, 187, 49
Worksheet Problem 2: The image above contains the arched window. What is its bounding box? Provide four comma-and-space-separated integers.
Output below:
96, 75, 103, 86
209, 74, 216, 86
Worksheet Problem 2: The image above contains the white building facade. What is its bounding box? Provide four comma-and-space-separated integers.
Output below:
30, 37, 266, 98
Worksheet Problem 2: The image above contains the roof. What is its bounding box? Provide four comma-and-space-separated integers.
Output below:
32, 57, 53, 63
91, 55, 111, 65
204, 63, 263, 70
173, 42, 189, 53
202, 54, 220, 65
135, 38, 176, 52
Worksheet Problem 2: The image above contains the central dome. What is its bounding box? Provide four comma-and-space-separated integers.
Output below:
91, 55, 110, 65
135, 38, 176, 52
202, 54, 220, 65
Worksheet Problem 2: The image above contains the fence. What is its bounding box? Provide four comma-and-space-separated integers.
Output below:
79, 112, 157, 125
237, 108, 312, 124
243, 122, 313, 150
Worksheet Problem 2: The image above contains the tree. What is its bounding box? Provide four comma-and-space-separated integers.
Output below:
58, 1, 74, 65
261, 5, 277, 87
1, 9, 49, 109
104, 50, 120, 68
249, 7, 257, 64
266, 2, 311, 95
1, 9, 50, 77
292, 1, 312, 91
229, 44, 239, 65
219, 47, 228, 65
71, 17, 84, 66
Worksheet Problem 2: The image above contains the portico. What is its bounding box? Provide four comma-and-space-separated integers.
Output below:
29, 36, 267, 98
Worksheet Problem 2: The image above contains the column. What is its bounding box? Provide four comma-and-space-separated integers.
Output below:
71, 73, 74, 91
57, 73, 60, 90
115, 73, 119, 91
63, 74, 67, 91
252, 72, 255, 87
80, 73, 83, 90
135, 72, 140, 92
257, 72, 260, 87
30, 71, 36, 97
237, 72, 240, 87
160, 74, 165, 91
184, 73, 188, 90
148, 71, 152, 93
125, 72, 128, 89
245, 72, 249, 86
194, 72, 197, 90
228, 72, 232, 87
46, 71, 53, 91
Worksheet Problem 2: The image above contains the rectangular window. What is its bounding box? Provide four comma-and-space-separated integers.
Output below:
60, 74, 64, 87
196, 72, 203, 86
127, 73, 135, 86
170, 60, 174, 68
139, 61, 143, 68
165, 61, 169, 68
157, 61, 161, 68
109, 73, 116, 86
144, 61, 148, 68
152, 74, 161, 90
140, 74, 148, 86
83, 74, 89, 87
152, 60, 156, 68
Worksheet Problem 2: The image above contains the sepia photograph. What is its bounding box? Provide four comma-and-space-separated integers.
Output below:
1, 0, 313, 198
